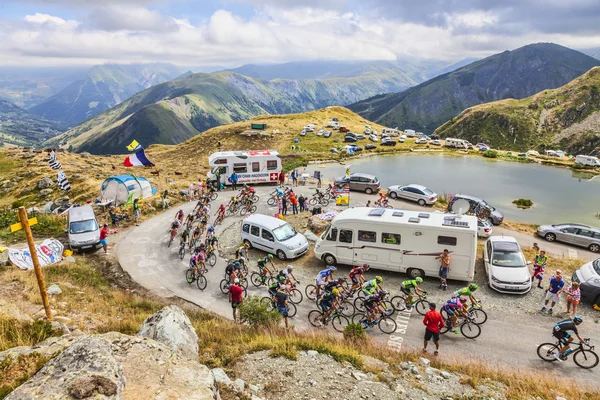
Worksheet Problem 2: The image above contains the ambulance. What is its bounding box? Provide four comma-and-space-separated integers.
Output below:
206, 150, 282, 187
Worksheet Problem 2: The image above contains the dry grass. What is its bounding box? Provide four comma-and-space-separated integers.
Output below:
502, 220, 539, 236
0, 353, 53, 399
521, 246, 583, 277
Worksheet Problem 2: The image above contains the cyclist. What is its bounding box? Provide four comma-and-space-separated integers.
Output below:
179, 225, 190, 247
191, 225, 202, 244
190, 251, 207, 276
215, 203, 226, 220
315, 266, 336, 299
227, 196, 239, 210
206, 225, 216, 240
206, 234, 218, 251
198, 213, 209, 231
275, 286, 290, 329
532, 250, 548, 289
349, 264, 370, 291
238, 256, 248, 275
324, 277, 347, 295
442, 296, 467, 334
268, 279, 281, 298
401, 277, 425, 309
175, 209, 185, 222
319, 288, 342, 325
552, 316, 585, 361
225, 260, 242, 284
184, 212, 195, 228
257, 254, 275, 279
277, 265, 299, 286
235, 242, 250, 259
362, 291, 384, 325
362, 276, 383, 296
169, 219, 181, 241
454, 284, 479, 306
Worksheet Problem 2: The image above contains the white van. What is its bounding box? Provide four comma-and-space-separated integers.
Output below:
314, 207, 478, 281
445, 138, 469, 149
381, 128, 400, 137
207, 150, 282, 188
404, 129, 417, 137
242, 214, 309, 260
575, 155, 600, 167
67, 205, 102, 251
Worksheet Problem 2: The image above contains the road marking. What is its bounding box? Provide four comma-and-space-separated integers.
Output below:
388, 307, 414, 352
568, 248, 577, 259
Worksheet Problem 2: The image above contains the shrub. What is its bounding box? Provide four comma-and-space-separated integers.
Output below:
512, 199, 533, 209
238, 296, 282, 328
482, 149, 498, 158
11, 199, 27, 209
343, 323, 367, 342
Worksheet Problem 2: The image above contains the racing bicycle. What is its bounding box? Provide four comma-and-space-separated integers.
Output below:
537, 338, 598, 369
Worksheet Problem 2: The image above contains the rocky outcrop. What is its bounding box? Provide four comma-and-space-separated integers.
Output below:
36, 177, 53, 189
137, 305, 199, 360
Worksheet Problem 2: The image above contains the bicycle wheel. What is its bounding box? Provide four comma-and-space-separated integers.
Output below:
288, 288, 303, 304
352, 313, 367, 327
378, 316, 397, 334
249, 205, 257, 214
185, 269, 195, 284
208, 253, 217, 267
460, 321, 481, 339
390, 295, 406, 312
210, 192, 218, 201
470, 309, 487, 325
319, 198, 329, 206
239, 207, 248, 217
354, 297, 365, 311
339, 301, 355, 317
382, 300, 395, 317
179, 247, 185, 260
196, 275, 207, 291
415, 299, 429, 316
537, 343, 559, 362
219, 279, 229, 294
332, 314, 349, 333
305, 284, 317, 301
250, 272, 265, 287
439, 320, 450, 334
225, 208, 232, 218
322, 193, 331, 201
261, 296, 274, 309
267, 197, 276, 206
573, 349, 599, 369
308, 310, 324, 327
287, 302, 297, 318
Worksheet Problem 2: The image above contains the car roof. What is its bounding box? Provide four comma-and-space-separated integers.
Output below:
68, 205, 96, 222
453, 194, 482, 202
350, 172, 376, 178
554, 223, 598, 231
404, 184, 427, 190
488, 236, 520, 251
244, 214, 287, 230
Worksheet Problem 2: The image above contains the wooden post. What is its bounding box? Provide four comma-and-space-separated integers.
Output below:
18, 207, 52, 320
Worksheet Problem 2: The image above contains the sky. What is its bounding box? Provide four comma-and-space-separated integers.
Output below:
1, 0, 600, 67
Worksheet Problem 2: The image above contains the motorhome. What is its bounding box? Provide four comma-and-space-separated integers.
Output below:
444, 138, 469, 149
314, 207, 478, 281
404, 129, 417, 137
206, 150, 282, 187
381, 128, 400, 137
575, 155, 600, 167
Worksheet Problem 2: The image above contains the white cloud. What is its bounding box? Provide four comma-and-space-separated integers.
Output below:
87, 6, 179, 32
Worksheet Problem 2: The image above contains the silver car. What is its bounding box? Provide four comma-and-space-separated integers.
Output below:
537, 223, 600, 253
387, 184, 437, 206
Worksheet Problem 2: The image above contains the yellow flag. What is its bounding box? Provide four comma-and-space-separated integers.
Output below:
126, 140, 140, 151
345, 166, 350, 177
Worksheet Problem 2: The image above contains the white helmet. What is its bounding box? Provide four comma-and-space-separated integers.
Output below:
287, 265, 293, 271
234, 278, 240, 284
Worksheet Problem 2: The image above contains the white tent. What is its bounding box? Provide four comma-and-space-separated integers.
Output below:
100, 175, 155, 205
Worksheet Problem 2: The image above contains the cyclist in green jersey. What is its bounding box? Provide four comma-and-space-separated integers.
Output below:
362, 276, 383, 296
180, 227, 190, 246
257, 254, 275, 278
401, 277, 425, 308
454, 284, 479, 305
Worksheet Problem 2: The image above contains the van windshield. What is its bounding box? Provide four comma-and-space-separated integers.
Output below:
70, 219, 98, 234
593, 259, 600, 275
273, 223, 297, 242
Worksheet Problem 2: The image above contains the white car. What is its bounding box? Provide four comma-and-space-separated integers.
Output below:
483, 236, 532, 294
477, 219, 493, 238
242, 214, 308, 260
398, 135, 407, 143
430, 139, 442, 146
415, 138, 428, 144
300, 130, 307, 136
304, 126, 315, 132
369, 134, 378, 142
317, 129, 325, 136
387, 184, 437, 206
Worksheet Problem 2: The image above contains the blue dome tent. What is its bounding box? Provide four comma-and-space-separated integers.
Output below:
100, 175, 156, 205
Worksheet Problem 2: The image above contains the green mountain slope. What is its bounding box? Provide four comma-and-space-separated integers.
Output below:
48, 67, 426, 154
349, 43, 600, 134
29, 63, 185, 126
0, 100, 65, 147
435, 67, 600, 155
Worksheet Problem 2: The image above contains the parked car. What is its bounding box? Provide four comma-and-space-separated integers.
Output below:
242, 214, 308, 260
475, 143, 488, 148
478, 219, 493, 238
339, 126, 349, 133
365, 144, 377, 150
380, 138, 397, 146
447, 194, 504, 225
483, 236, 532, 294
335, 173, 380, 194
572, 257, 600, 304
300, 130, 307, 136
387, 184, 437, 206
430, 139, 442, 146
430, 134, 440, 140
317, 129, 325, 136
304, 126, 314, 132
479, 145, 490, 152
415, 138, 428, 144
344, 144, 363, 152
354, 133, 366, 140
324, 131, 332, 138
536, 224, 600, 253
344, 135, 358, 143
398, 135, 407, 143
369, 134, 378, 142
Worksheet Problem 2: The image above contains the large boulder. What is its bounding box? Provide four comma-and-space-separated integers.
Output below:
137, 305, 199, 360
38, 188, 53, 198
5, 336, 125, 400
36, 177, 53, 189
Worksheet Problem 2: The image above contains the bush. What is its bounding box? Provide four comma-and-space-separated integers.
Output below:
11, 199, 27, 209
343, 323, 367, 342
238, 296, 282, 328
512, 199, 533, 209
482, 149, 498, 158
0, 317, 63, 352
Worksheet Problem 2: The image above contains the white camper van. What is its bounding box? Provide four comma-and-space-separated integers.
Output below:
404, 129, 417, 137
575, 155, 600, 167
444, 138, 469, 149
314, 207, 478, 281
207, 150, 282, 188
381, 128, 400, 137
67, 205, 102, 251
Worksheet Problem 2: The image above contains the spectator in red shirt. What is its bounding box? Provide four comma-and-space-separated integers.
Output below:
229, 278, 244, 323
279, 171, 285, 188
99, 224, 109, 254
289, 194, 298, 214
423, 302, 444, 355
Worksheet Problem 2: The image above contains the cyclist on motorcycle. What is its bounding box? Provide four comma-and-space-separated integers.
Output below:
401, 277, 425, 309
552, 316, 585, 361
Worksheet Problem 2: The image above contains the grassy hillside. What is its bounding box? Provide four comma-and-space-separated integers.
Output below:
435, 66, 600, 154
0, 101, 65, 147
350, 43, 600, 134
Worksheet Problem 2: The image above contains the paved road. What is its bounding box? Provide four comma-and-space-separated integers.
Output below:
116, 184, 600, 384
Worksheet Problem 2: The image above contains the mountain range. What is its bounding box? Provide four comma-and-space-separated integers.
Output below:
435, 66, 600, 155
349, 43, 600, 134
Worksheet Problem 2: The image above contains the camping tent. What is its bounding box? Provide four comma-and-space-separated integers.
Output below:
100, 175, 156, 205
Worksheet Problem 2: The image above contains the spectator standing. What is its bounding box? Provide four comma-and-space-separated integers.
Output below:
230, 172, 239, 191
100, 223, 109, 254
423, 302, 444, 355
292, 169, 298, 186
279, 171, 285, 187
366, 200, 371, 207
161, 190, 169, 209
316, 170, 322, 187
228, 278, 244, 323
565, 281, 581, 317
303, 196, 309, 212
298, 194, 306, 212
282, 195, 288, 215
541, 270, 565, 314
277, 196, 283, 216
133, 198, 141, 226
290, 193, 298, 214
435, 249, 451, 291
275, 287, 290, 329
215, 169, 221, 191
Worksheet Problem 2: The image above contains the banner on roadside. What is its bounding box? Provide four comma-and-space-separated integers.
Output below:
8, 239, 64, 271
